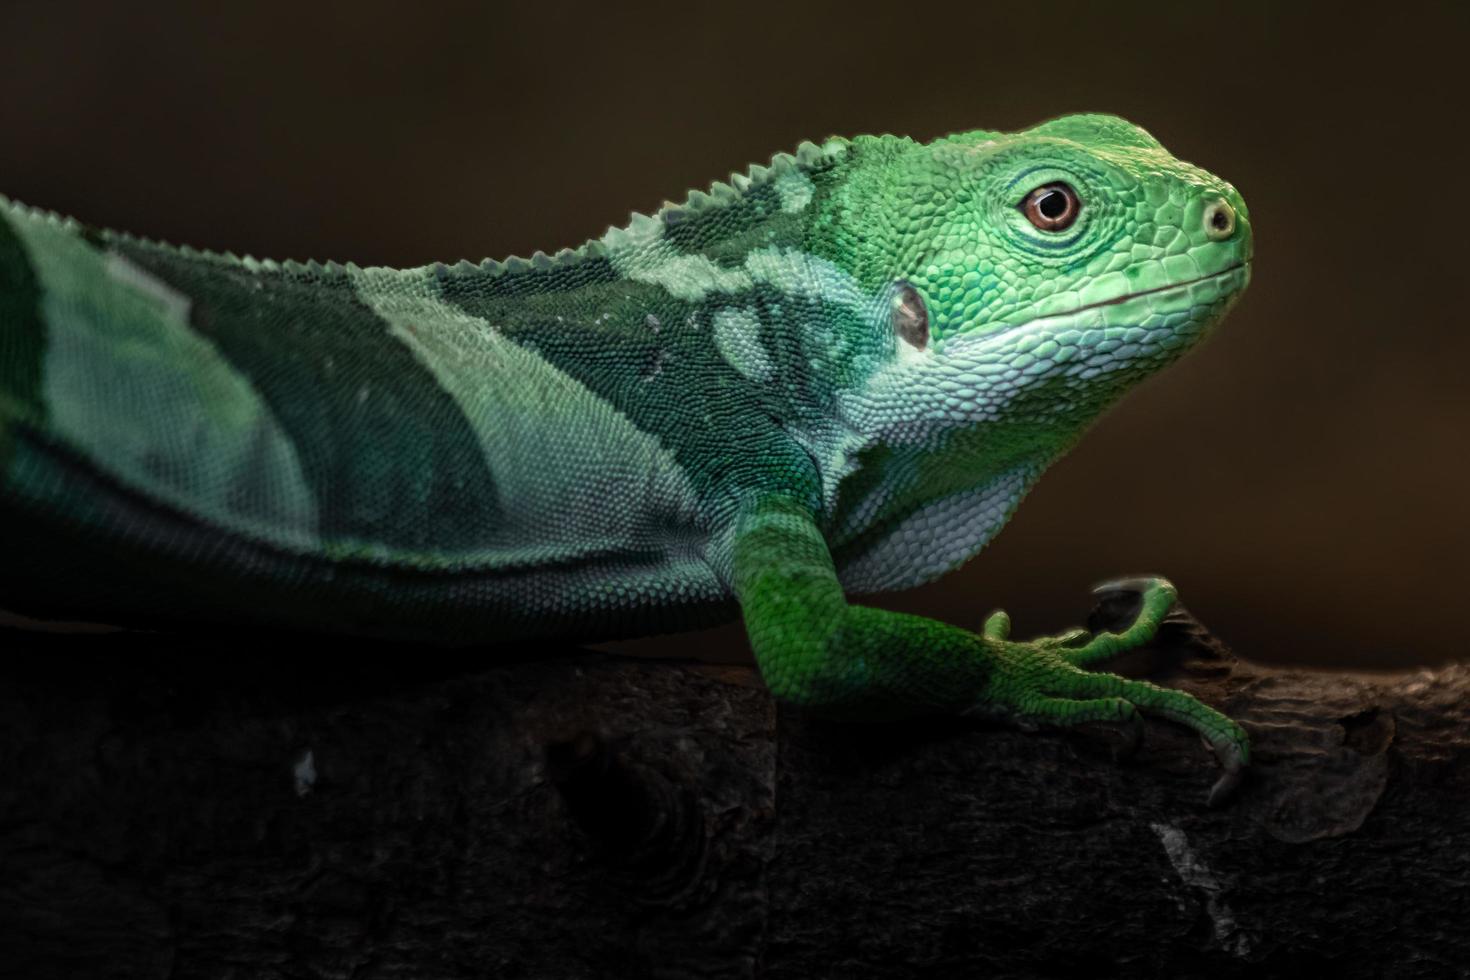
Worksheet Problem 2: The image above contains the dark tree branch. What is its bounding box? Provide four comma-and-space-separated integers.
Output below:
2, 595, 1467, 979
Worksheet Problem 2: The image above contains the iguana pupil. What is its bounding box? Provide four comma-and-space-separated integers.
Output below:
1021, 181, 1080, 231
1037, 189, 1069, 218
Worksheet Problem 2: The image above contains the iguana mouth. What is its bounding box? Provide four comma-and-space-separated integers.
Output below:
1072, 261, 1249, 315
961, 261, 1250, 351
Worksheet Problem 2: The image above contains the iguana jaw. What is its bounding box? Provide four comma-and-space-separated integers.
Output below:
957, 260, 1251, 354
1066, 261, 1249, 313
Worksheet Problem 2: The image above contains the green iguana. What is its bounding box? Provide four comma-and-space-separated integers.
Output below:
0, 113, 1251, 802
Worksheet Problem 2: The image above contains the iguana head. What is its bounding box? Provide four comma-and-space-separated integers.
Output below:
803, 114, 1251, 587
820, 112, 1251, 445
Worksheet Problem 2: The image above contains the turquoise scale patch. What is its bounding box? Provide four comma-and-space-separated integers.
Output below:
6, 211, 320, 549
111, 241, 504, 563
350, 265, 708, 571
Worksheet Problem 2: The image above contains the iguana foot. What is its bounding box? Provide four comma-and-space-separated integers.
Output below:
975, 578, 1248, 805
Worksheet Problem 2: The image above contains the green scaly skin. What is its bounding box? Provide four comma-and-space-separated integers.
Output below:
0, 114, 1251, 802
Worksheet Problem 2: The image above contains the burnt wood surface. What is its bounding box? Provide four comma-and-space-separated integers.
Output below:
1, 595, 1467, 979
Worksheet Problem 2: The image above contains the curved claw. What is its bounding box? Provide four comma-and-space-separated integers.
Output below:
1040, 661, 1250, 805
1208, 768, 1243, 807
1091, 575, 1172, 598
1045, 627, 1090, 648
1203, 733, 1248, 807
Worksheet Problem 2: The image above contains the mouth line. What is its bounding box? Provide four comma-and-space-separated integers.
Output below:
952, 261, 1249, 353
1068, 261, 1249, 316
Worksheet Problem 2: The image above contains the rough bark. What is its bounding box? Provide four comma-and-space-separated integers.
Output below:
1, 596, 1467, 980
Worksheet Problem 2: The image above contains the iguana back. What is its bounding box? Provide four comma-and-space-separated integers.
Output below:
0, 140, 863, 639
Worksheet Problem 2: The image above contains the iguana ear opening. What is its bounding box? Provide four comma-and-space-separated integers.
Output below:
891, 280, 928, 350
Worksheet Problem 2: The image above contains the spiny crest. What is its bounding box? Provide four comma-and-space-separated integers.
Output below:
468, 135, 852, 282
0, 194, 364, 280
0, 194, 444, 282
110, 232, 358, 282
1, 195, 78, 233
658, 136, 849, 224
2, 134, 855, 284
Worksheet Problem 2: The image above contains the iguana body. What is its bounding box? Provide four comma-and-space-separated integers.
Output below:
0, 114, 1252, 800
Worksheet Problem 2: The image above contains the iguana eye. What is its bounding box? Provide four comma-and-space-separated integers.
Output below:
892, 281, 928, 349
1020, 182, 1080, 232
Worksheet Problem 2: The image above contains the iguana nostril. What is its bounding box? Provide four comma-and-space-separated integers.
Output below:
1204, 200, 1236, 241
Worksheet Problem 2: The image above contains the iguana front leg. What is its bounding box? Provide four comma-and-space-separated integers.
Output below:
731, 497, 1249, 804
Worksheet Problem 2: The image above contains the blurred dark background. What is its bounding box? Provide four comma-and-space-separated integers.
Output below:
0, 1, 1464, 670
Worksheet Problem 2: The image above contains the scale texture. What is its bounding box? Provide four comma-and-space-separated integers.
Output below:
0, 113, 1253, 793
